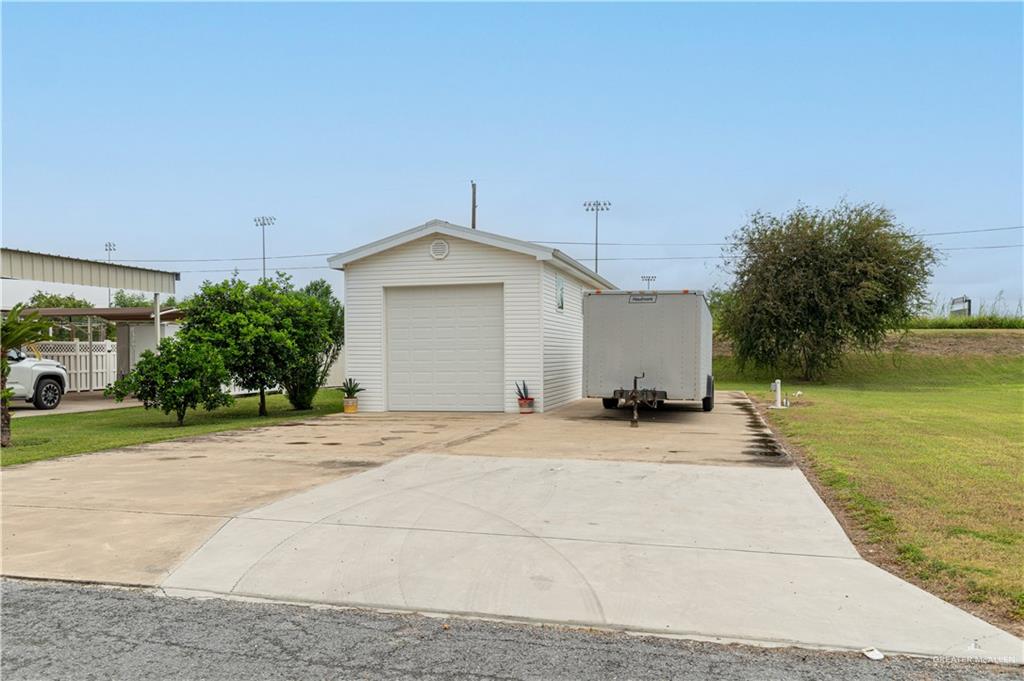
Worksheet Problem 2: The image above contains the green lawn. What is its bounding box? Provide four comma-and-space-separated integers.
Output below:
2, 390, 344, 467
717, 352, 1024, 626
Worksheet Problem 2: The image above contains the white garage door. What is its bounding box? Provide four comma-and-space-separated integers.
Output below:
386, 284, 504, 411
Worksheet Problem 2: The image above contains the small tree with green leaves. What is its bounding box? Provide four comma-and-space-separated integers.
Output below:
182, 276, 296, 416
106, 336, 233, 425
276, 280, 345, 410
719, 202, 937, 380
278, 288, 331, 410
301, 279, 345, 386
2, 305, 54, 446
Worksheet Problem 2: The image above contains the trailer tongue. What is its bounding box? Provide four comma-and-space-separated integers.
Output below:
583, 290, 714, 427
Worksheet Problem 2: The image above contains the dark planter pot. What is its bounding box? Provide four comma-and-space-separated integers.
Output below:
518, 398, 535, 414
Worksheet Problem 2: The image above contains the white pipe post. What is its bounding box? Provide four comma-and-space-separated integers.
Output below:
87, 316, 94, 391
153, 293, 161, 349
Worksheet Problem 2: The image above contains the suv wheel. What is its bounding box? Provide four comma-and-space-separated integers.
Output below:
33, 378, 62, 410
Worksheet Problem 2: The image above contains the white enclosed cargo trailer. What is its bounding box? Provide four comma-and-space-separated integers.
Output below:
583, 290, 714, 421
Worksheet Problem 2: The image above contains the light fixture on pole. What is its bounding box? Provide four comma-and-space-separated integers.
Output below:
253, 216, 276, 279
641, 275, 656, 290
104, 242, 117, 306
582, 201, 611, 273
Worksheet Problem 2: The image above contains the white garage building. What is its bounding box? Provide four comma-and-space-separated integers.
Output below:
328, 220, 616, 413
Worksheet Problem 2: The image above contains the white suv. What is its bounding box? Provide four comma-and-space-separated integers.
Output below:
6, 349, 69, 410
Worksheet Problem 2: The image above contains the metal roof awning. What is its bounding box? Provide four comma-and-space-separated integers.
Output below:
1, 248, 179, 293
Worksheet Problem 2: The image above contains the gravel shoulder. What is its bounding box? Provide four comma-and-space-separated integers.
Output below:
2, 579, 1017, 681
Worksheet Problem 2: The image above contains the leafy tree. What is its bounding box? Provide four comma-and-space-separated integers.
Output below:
1, 305, 52, 446
278, 286, 333, 410
181, 276, 296, 416
719, 202, 937, 380
301, 279, 344, 385
105, 336, 233, 426
112, 290, 179, 308
704, 287, 736, 329
112, 290, 149, 308
26, 291, 90, 340
28, 291, 91, 309
110, 290, 179, 308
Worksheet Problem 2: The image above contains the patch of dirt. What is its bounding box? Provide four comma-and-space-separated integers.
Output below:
714, 330, 1023, 358
882, 330, 1023, 356
748, 394, 1024, 638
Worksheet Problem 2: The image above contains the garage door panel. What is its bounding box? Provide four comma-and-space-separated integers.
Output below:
387, 285, 504, 411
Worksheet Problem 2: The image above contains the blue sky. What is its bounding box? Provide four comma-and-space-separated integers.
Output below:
3, 2, 1022, 309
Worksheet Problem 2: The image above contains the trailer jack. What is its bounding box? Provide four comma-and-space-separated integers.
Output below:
624, 374, 660, 428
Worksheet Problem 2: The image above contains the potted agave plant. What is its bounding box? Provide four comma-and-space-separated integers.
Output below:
341, 378, 365, 414
515, 381, 535, 414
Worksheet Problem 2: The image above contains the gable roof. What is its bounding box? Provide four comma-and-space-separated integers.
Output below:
327, 219, 617, 290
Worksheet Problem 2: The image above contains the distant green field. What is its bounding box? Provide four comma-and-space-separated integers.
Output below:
909, 314, 1024, 329
2, 390, 344, 467
717, 353, 1024, 625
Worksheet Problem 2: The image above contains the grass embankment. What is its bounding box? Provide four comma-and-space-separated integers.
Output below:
2, 390, 344, 467
717, 332, 1023, 629
909, 314, 1023, 329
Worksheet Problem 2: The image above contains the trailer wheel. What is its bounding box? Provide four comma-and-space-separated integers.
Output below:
602, 398, 619, 409
702, 376, 715, 412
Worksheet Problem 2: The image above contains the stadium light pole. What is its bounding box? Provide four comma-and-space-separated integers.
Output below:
582, 201, 611, 273
253, 216, 276, 279
641, 275, 656, 290
104, 242, 117, 306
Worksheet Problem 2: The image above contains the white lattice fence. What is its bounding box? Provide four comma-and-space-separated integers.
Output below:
33, 340, 118, 392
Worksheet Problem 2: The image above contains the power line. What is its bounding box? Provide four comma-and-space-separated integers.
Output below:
113, 252, 338, 264
916, 225, 1023, 237
564, 243, 1022, 262
177, 265, 335, 274
534, 225, 1024, 247
113, 225, 1024, 265
939, 243, 1023, 251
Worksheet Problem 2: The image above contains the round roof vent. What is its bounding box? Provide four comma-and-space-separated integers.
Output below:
430, 239, 449, 260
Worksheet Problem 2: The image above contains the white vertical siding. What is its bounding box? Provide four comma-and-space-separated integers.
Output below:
540, 263, 588, 411
343, 234, 542, 413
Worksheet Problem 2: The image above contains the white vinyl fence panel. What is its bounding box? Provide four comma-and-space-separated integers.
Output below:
34, 340, 117, 392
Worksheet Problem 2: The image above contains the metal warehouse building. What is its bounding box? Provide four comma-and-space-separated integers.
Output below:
328, 220, 616, 413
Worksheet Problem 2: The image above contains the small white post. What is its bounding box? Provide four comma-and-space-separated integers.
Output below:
770, 379, 784, 409
153, 293, 161, 349
87, 316, 94, 391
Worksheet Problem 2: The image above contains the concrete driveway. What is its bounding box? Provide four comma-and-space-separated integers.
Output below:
1, 412, 511, 584
3, 393, 1021, 662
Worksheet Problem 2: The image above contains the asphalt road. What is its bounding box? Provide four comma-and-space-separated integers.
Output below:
1, 579, 1016, 681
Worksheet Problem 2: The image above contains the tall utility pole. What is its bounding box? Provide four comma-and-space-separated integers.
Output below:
104, 242, 117, 306
253, 216, 276, 279
583, 201, 611, 273
470, 181, 478, 229
641, 275, 656, 290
